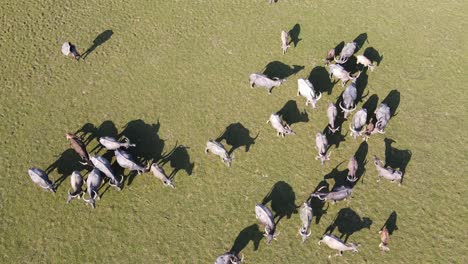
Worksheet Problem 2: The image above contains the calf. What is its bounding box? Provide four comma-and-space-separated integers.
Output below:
249, 73, 286, 95
281, 30, 290, 54
267, 113, 295, 137
66, 133, 91, 165
66, 170, 84, 203
347, 156, 358, 182
215, 252, 244, 264
356, 55, 376, 71
205, 140, 233, 167
61, 42, 81, 60
319, 234, 359, 257
373, 155, 403, 185
324, 48, 335, 65
379, 227, 390, 252
149, 163, 175, 188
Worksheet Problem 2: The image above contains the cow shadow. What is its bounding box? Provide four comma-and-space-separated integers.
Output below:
82, 29, 114, 59
288, 24, 302, 47
261, 181, 298, 224
355, 71, 369, 103
323, 162, 349, 190
262, 61, 304, 79
308, 180, 329, 224
118, 119, 164, 185
45, 149, 86, 189
229, 224, 263, 254
381, 211, 398, 235
341, 55, 360, 74
381, 90, 400, 117
333, 41, 345, 57
325, 207, 373, 243
74, 123, 97, 145
308, 66, 335, 95
384, 138, 412, 179
88, 120, 119, 153
159, 144, 194, 180
364, 47, 384, 66
277, 100, 309, 125
215, 123, 258, 155
351, 141, 368, 186
362, 94, 379, 123
324, 124, 347, 150
353, 33, 368, 53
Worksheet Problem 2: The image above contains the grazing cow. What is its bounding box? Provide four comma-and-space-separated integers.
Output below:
281, 30, 290, 54
255, 204, 280, 244
83, 168, 102, 208
214, 252, 244, 264
249, 73, 286, 95
66, 170, 84, 203
115, 149, 148, 174
335, 42, 357, 63
66, 133, 91, 165
315, 133, 330, 165
379, 227, 390, 252
61, 42, 81, 60
328, 64, 360, 87
339, 82, 357, 118
297, 78, 322, 108
347, 156, 358, 182
28, 168, 56, 193
374, 103, 391, 133
311, 186, 352, 204
349, 109, 367, 139
318, 234, 359, 257
99, 136, 135, 150
90, 155, 123, 191
205, 140, 233, 167
149, 163, 175, 188
299, 202, 313, 242
327, 103, 340, 133
324, 48, 335, 65
267, 113, 295, 137
373, 155, 403, 185
356, 55, 376, 71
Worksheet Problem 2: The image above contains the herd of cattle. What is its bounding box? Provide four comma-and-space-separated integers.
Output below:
28, 14, 403, 264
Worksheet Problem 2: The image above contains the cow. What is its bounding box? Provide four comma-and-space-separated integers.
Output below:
324, 48, 335, 65
379, 227, 390, 252
214, 252, 244, 264
297, 78, 322, 108
255, 204, 280, 244
205, 140, 233, 167
327, 103, 340, 133
373, 155, 403, 185
362, 118, 375, 142
311, 186, 352, 204
299, 202, 313, 242
347, 156, 358, 182
90, 155, 123, 191
339, 82, 357, 118
83, 168, 102, 208
281, 30, 290, 54
149, 163, 175, 188
318, 234, 359, 257
267, 113, 295, 137
249, 73, 286, 95
115, 149, 148, 174
61, 42, 81, 60
99, 136, 135, 150
66, 133, 91, 165
374, 103, 391, 133
315, 133, 330, 165
335, 42, 357, 63
328, 64, 360, 87
349, 109, 367, 139
356, 55, 376, 71
66, 170, 84, 203
27, 168, 56, 193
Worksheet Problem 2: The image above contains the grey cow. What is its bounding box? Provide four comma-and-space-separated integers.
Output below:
349, 109, 367, 139
28, 167, 56, 193
319, 234, 359, 257
99, 136, 135, 150
205, 140, 233, 167
281, 30, 290, 54
299, 202, 313, 242
373, 155, 403, 185
267, 113, 295, 137
115, 149, 148, 174
66, 170, 84, 203
311, 186, 352, 204
315, 133, 330, 165
374, 103, 391, 133
328, 64, 360, 87
255, 204, 280, 244
249, 73, 286, 95
347, 157, 359, 182
90, 155, 123, 191
327, 103, 340, 133
149, 163, 175, 188
83, 168, 102, 208
214, 252, 244, 264
339, 82, 357, 119
335, 42, 357, 64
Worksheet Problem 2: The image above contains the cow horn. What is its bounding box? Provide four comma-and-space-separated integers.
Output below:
315, 91, 322, 101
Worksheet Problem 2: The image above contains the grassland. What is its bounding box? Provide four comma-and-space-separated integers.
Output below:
0, 0, 467, 263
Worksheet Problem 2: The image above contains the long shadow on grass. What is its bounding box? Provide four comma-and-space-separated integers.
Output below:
82, 29, 114, 60
261, 181, 298, 225
288, 24, 302, 47
308, 66, 336, 95
74, 123, 98, 145
215, 123, 258, 155
353, 33, 368, 53
384, 138, 412, 182
324, 207, 372, 243
381, 211, 398, 235
381, 90, 400, 117
277, 100, 308, 126
230, 224, 263, 254
307, 180, 329, 224
88, 120, 120, 154
362, 94, 379, 123
351, 141, 368, 185
46, 149, 86, 189
159, 144, 194, 180
364, 47, 384, 66
262, 61, 304, 80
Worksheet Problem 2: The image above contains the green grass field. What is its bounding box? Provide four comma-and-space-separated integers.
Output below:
1, 0, 467, 263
